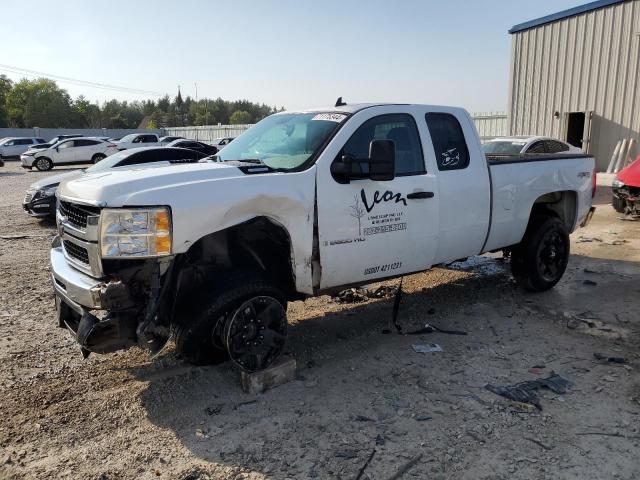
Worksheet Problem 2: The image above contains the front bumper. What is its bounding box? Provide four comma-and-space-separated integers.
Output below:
23, 193, 56, 218
20, 155, 35, 168
51, 245, 104, 312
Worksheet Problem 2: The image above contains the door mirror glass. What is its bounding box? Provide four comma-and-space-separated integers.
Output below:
368, 139, 395, 181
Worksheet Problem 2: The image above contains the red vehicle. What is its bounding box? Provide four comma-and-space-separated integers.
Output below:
612, 155, 640, 216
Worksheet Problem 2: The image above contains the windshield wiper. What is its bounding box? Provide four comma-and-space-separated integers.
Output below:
223, 158, 266, 165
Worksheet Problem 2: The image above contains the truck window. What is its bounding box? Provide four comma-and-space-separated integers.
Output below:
425, 113, 469, 170
340, 114, 425, 175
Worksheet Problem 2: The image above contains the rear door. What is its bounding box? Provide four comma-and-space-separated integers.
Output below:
423, 110, 491, 263
316, 107, 440, 289
74, 139, 103, 161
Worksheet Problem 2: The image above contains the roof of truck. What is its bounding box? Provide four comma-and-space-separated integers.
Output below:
286, 103, 465, 115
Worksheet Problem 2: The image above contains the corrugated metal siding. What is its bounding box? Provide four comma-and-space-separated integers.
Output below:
508, 0, 640, 169
472, 112, 509, 141
163, 124, 252, 141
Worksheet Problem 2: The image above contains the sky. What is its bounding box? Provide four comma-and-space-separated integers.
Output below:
0, 0, 585, 113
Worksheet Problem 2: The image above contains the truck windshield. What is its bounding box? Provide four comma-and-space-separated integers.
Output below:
216, 112, 347, 170
482, 140, 526, 154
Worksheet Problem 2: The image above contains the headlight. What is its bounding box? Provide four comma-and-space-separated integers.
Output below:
612, 179, 625, 189
24, 151, 36, 156
99, 207, 172, 258
40, 186, 57, 197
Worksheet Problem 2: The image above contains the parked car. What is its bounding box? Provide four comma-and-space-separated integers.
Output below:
23, 147, 208, 218
115, 133, 159, 150
30, 134, 84, 150
159, 136, 185, 144
21, 137, 118, 171
50, 102, 596, 372
611, 155, 640, 215
0, 137, 47, 158
482, 136, 582, 155
166, 139, 218, 155
210, 137, 235, 150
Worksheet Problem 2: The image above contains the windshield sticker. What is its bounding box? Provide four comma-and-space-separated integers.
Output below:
311, 113, 347, 122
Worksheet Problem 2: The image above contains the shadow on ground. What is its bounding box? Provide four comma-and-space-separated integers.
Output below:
132, 253, 640, 479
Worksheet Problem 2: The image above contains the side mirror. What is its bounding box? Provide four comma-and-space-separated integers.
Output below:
368, 139, 395, 181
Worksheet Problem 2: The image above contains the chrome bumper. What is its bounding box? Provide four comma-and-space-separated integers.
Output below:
50, 246, 104, 313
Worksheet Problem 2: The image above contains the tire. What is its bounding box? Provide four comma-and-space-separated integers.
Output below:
34, 157, 53, 171
174, 274, 287, 368
612, 195, 625, 213
92, 153, 106, 164
511, 215, 570, 292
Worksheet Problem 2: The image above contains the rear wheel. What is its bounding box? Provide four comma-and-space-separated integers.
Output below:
34, 157, 53, 171
174, 275, 287, 371
511, 215, 570, 292
92, 153, 106, 164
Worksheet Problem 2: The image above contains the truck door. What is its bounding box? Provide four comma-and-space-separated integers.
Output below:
423, 111, 490, 263
316, 110, 439, 289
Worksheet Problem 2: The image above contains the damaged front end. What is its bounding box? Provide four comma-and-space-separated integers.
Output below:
51, 236, 179, 359
614, 184, 640, 218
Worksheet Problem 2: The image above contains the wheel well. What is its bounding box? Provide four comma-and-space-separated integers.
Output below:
530, 190, 577, 231
176, 217, 297, 300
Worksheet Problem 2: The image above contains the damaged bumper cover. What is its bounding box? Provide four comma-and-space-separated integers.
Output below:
51, 244, 146, 355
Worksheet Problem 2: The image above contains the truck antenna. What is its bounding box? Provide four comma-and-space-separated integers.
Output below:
335, 97, 347, 107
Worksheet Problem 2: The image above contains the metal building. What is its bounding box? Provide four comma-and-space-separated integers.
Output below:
508, 0, 640, 169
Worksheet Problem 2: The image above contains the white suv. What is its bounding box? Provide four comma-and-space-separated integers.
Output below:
0, 137, 47, 158
21, 137, 119, 171
115, 133, 159, 150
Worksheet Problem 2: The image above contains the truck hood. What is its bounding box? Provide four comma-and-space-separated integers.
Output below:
29, 170, 83, 190
58, 161, 246, 206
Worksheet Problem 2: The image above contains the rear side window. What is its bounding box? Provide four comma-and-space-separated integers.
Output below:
75, 139, 100, 146
527, 141, 546, 153
157, 149, 200, 161
545, 140, 570, 153
36, 138, 46, 143
141, 135, 157, 143
16, 139, 33, 145
118, 150, 159, 166
425, 113, 470, 170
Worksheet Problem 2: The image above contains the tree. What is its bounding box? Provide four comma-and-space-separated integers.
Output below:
0, 75, 12, 127
6, 78, 74, 127
229, 110, 252, 124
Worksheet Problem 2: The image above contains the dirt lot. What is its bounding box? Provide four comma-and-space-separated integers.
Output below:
0, 160, 639, 480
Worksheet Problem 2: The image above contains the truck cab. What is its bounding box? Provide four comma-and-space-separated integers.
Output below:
51, 103, 595, 372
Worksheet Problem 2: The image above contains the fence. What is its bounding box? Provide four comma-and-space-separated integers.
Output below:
472, 112, 508, 141
0, 127, 163, 141
1, 113, 508, 144
163, 125, 253, 142
165, 114, 508, 143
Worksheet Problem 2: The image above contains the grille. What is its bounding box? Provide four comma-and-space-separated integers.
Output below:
63, 240, 90, 265
24, 193, 33, 203
59, 201, 100, 229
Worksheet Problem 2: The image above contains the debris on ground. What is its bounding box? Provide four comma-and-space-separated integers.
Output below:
333, 288, 369, 303
412, 343, 443, 353
405, 323, 468, 336
583, 279, 598, 286
366, 285, 398, 299
577, 236, 603, 243
484, 373, 572, 409
594, 352, 628, 364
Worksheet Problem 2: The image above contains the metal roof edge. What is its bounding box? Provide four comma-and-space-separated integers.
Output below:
509, 0, 628, 34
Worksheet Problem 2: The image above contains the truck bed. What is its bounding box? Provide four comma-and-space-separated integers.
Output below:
486, 153, 592, 165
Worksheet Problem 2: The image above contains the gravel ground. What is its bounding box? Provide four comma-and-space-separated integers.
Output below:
0, 160, 639, 480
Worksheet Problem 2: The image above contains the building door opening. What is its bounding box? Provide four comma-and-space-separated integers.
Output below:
566, 112, 586, 148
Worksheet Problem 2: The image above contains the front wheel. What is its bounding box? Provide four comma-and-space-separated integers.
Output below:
34, 157, 53, 171
612, 195, 625, 213
511, 215, 570, 292
174, 276, 287, 371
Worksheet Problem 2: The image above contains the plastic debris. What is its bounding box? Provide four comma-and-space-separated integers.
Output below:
484, 372, 572, 410
594, 352, 627, 364
412, 343, 443, 353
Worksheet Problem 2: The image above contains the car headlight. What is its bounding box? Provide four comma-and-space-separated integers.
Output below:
99, 207, 172, 258
24, 151, 36, 156
612, 179, 625, 189
40, 186, 58, 197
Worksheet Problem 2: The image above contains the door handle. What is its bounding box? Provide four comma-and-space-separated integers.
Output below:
406, 191, 434, 200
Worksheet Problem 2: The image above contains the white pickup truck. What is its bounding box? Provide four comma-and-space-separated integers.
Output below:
51, 102, 596, 372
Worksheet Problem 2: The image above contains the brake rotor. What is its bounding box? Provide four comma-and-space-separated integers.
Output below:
223, 296, 287, 372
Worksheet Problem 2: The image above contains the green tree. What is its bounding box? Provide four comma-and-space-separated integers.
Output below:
229, 110, 252, 124
73, 95, 101, 127
0, 75, 12, 127
6, 78, 74, 127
